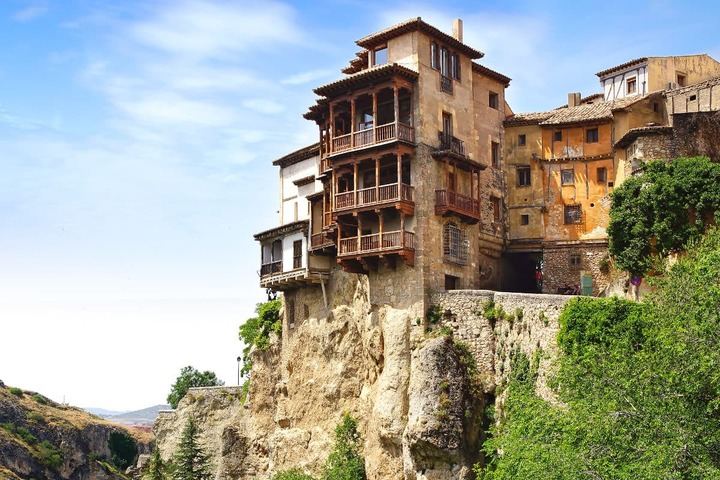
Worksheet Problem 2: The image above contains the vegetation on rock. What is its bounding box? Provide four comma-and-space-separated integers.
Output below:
170, 418, 213, 480
477, 227, 720, 479
108, 430, 138, 470
167, 366, 224, 409
608, 156, 720, 275
143, 448, 167, 480
271, 469, 317, 480
238, 299, 281, 376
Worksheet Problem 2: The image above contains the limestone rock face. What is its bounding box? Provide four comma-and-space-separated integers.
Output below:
154, 274, 570, 479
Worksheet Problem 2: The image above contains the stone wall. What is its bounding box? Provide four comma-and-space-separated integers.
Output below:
541, 242, 610, 296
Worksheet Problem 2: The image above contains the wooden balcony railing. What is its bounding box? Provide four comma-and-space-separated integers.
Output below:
334, 183, 414, 212
436, 189, 481, 222
320, 157, 331, 174
437, 132, 466, 156
338, 230, 415, 257
310, 231, 335, 250
260, 261, 282, 277
322, 211, 332, 229
326, 122, 414, 157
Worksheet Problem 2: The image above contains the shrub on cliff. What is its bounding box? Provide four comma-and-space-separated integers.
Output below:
167, 366, 224, 409
324, 413, 366, 480
478, 227, 720, 479
272, 469, 316, 480
608, 156, 720, 275
144, 448, 168, 480
108, 430, 138, 470
238, 299, 281, 376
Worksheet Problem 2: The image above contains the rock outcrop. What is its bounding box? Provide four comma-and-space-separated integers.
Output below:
154, 271, 571, 479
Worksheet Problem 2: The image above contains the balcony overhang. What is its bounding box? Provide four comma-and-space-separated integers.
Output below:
254, 220, 308, 242
313, 63, 418, 99
260, 267, 330, 291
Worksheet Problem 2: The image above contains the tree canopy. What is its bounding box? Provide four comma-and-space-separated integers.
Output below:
167, 366, 223, 409
238, 299, 281, 377
608, 156, 720, 275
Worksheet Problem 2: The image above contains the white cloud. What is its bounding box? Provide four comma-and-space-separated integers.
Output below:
12, 4, 48, 22
281, 69, 334, 85
111, 91, 237, 126
241, 98, 285, 115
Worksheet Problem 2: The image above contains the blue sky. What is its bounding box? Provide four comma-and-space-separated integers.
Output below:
1, 0, 719, 411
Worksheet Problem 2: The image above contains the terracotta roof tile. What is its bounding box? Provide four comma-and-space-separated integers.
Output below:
272, 143, 320, 167
614, 125, 673, 149
471, 62, 511, 86
312, 63, 418, 98
666, 75, 720, 96
596, 57, 648, 77
503, 111, 553, 127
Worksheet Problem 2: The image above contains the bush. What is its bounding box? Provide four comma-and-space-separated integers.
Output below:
31, 393, 49, 405
108, 430, 138, 470
272, 469, 317, 480
37, 440, 63, 469
324, 413, 366, 480
27, 412, 44, 423
9, 387, 23, 397
167, 366, 224, 409
238, 299, 282, 376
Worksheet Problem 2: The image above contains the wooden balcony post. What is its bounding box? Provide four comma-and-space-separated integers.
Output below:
372, 91, 378, 142
329, 103, 335, 152
470, 167, 475, 201
396, 152, 402, 199
400, 212, 405, 247
393, 86, 399, 132
375, 157, 380, 200
331, 169, 336, 212
353, 162, 359, 206
350, 97, 356, 147
357, 215, 362, 253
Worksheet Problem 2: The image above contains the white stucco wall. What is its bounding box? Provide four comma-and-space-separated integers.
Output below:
279, 155, 322, 225
600, 64, 648, 100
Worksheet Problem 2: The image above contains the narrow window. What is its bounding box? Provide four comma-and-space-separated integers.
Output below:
445, 274, 459, 291
626, 77, 637, 94
564, 205, 582, 224
586, 128, 599, 143
373, 46, 387, 66
448, 171, 456, 192
294, 202, 299, 221
520, 214, 530, 225
431, 42, 439, 70
491, 141, 500, 168
676, 73, 686, 87
518, 134, 526, 146
569, 254, 582, 269
597, 167, 607, 183
517, 166, 531, 187
293, 240, 303, 269
554, 130, 563, 141
442, 112, 453, 136
451, 53, 461, 80
689, 94, 697, 101
561, 168, 575, 185
440, 47, 450, 76
491, 197, 501, 222
489, 91, 499, 109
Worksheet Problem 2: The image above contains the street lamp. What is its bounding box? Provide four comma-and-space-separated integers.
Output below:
236, 356, 242, 386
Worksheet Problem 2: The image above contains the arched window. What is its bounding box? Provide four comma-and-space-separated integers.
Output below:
443, 222, 468, 265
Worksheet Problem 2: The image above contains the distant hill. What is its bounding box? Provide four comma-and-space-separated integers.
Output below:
85, 407, 125, 417
0, 380, 152, 480
108, 404, 170, 427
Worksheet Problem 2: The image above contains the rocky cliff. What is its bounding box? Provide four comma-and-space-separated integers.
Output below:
155, 271, 570, 479
0, 381, 152, 480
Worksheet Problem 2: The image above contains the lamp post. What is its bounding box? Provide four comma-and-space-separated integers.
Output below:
236, 356, 242, 386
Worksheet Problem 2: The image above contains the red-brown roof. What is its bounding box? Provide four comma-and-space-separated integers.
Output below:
471, 62, 511, 86
272, 143, 320, 167
596, 57, 648, 77
356, 17, 483, 60
614, 125, 673, 149
312, 63, 418, 98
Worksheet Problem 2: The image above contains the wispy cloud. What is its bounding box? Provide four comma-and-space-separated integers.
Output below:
281, 69, 334, 85
12, 4, 48, 22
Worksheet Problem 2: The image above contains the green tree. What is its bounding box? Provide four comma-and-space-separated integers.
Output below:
171, 418, 212, 480
238, 299, 281, 376
144, 448, 167, 480
608, 156, 720, 275
167, 366, 223, 409
324, 413, 366, 480
108, 430, 138, 470
478, 227, 720, 479
272, 469, 316, 480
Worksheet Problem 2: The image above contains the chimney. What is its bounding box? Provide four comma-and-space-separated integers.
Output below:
452, 18, 463, 42
568, 92, 581, 108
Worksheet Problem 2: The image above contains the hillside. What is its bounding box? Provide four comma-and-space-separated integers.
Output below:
0, 381, 152, 480
107, 405, 170, 427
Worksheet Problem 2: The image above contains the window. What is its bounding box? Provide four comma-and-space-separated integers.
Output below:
677, 72, 686, 87
626, 77, 637, 94
443, 222, 468, 265
520, 214, 530, 225
451, 53, 461, 80
440, 47, 450, 76
442, 112, 453, 136
517, 166, 531, 187
489, 91, 499, 109
597, 167, 607, 183
518, 134, 526, 146
491, 197, 501, 222
564, 205, 582, 224
689, 94, 697, 101
554, 130, 562, 141
491, 141, 500, 168
373, 46, 387, 66
294, 202, 299, 221
293, 240, 303, 269
431, 42, 439, 70
445, 274, 459, 291
561, 168, 575, 185
586, 128, 599, 143
569, 254, 582, 269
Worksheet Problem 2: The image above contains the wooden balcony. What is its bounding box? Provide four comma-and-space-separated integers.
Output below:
310, 231, 335, 251
260, 261, 282, 277
435, 189, 481, 223
259, 266, 330, 291
334, 183, 414, 214
327, 122, 414, 157
337, 230, 415, 266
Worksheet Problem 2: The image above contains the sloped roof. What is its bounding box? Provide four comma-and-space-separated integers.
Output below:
313, 63, 418, 98
665, 75, 720, 96
356, 17, 483, 59
254, 220, 308, 242
272, 143, 320, 167
471, 62, 511, 86
596, 57, 648, 77
503, 111, 553, 127
614, 125, 673, 149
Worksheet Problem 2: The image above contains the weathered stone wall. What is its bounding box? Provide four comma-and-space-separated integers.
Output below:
541, 242, 610, 296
